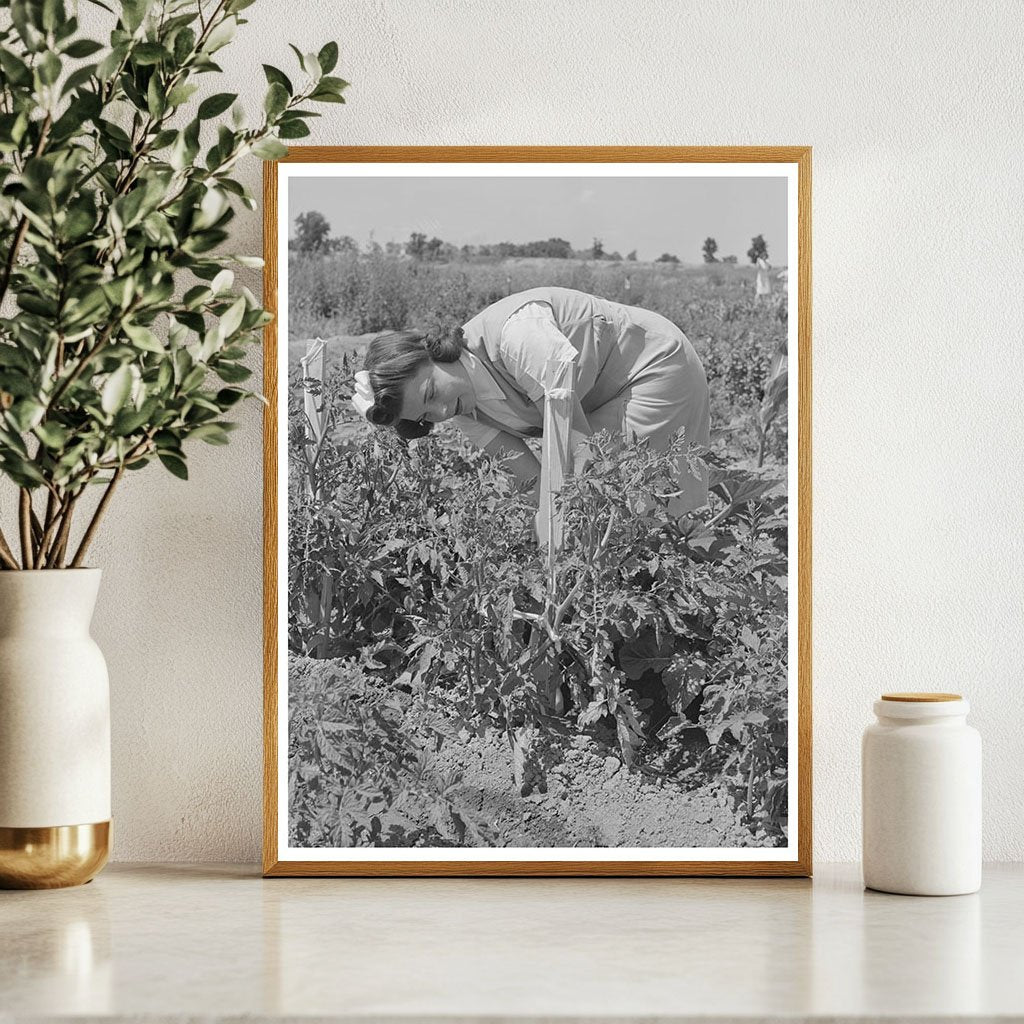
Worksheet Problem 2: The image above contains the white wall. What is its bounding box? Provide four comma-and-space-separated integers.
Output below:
71, 0, 1024, 862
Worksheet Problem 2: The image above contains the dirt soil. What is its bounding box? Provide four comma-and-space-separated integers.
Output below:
427, 726, 775, 849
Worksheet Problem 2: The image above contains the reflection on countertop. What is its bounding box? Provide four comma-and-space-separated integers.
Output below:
2, 863, 1021, 1020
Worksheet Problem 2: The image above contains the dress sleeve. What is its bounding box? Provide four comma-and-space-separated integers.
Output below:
450, 415, 500, 451
498, 301, 579, 402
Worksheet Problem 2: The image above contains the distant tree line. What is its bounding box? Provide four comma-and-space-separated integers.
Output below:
292, 211, 772, 266
702, 234, 768, 265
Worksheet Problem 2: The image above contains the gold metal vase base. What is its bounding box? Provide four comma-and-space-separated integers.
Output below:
0, 821, 110, 889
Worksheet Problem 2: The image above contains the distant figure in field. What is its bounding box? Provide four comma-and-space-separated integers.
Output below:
756, 256, 772, 298
350, 286, 711, 513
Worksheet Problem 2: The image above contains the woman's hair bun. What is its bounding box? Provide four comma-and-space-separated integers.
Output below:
366, 405, 394, 427
395, 418, 434, 441
422, 324, 464, 363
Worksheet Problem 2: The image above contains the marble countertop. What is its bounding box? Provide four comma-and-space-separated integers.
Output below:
2, 862, 1022, 1022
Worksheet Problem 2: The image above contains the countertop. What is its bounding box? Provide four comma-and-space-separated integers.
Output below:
2, 862, 1022, 1022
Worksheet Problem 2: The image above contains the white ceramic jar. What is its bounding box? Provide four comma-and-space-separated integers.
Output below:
862, 692, 981, 896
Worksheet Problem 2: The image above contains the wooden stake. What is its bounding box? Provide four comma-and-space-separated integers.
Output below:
301, 338, 333, 657
537, 358, 576, 562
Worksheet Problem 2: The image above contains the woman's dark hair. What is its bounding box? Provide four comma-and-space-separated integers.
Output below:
362, 327, 465, 440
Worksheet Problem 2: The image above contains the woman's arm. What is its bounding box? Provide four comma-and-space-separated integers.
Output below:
483, 430, 541, 504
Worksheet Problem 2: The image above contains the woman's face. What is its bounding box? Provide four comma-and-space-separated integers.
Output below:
399, 360, 476, 425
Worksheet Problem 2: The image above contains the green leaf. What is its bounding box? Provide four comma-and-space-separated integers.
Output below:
203, 15, 236, 53
215, 387, 247, 407
38, 51, 62, 86
0, 346, 30, 371
251, 137, 287, 160
2, 456, 46, 487
158, 452, 188, 479
214, 361, 251, 383
101, 277, 135, 309
101, 365, 133, 415
63, 38, 104, 58
123, 322, 164, 353
166, 82, 199, 107
147, 74, 166, 117
182, 284, 212, 310
113, 187, 148, 229
318, 75, 349, 93
60, 62, 97, 96
10, 1, 44, 52
309, 88, 345, 104
167, 118, 201, 170
262, 64, 292, 94
172, 26, 196, 65
40, 0, 64, 33
17, 292, 58, 317
96, 43, 128, 81
121, 0, 153, 33
9, 399, 45, 432
317, 41, 339, 75
264, 81, 288, 118
112, 405, 151, 435
132, 42, 168, 66
98, 117, 132, 149
198, 91, 236, 119
181, 365, 206, 391
0, 50, 33, 86
210, 268, 233, 294
278, 120, 309, 140
228, 253, 263, 269
217, 295, 246, 340
189, 422, 230, 445
195, 186, 227, 228
34, 421, 70, 449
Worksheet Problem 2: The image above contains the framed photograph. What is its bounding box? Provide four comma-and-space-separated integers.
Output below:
263, 147, 811, 876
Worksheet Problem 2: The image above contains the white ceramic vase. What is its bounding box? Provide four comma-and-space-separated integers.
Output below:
862, 692, 981, 896
0, 569, 111, 888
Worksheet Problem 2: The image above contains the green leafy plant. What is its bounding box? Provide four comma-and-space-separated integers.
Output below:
0, 0, 347, 569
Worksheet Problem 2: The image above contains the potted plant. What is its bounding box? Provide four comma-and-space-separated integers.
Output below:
0, 0, 345, 887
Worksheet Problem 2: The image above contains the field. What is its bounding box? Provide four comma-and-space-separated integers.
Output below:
286, 254, 791, 849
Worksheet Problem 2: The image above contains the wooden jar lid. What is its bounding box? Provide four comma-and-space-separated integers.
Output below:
881, 692, 962, 702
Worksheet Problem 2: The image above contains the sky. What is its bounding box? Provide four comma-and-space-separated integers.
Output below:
287, 175, 788, 265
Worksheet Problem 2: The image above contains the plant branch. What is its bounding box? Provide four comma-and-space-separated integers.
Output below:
706, 501, 739, 531
44, 490, 79, 568
553, 575, 585, 630
18, 489, 34, 569
70, 465, 124, 568
36, 487, 69, 566
0, 527, 19, 570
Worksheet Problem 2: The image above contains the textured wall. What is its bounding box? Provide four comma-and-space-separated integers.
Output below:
67, 0, 1024, 862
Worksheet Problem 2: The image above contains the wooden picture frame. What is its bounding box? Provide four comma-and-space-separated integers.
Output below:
263, 147, 812, 877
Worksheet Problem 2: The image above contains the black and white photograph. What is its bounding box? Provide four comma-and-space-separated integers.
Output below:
269, 152, 809, 872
